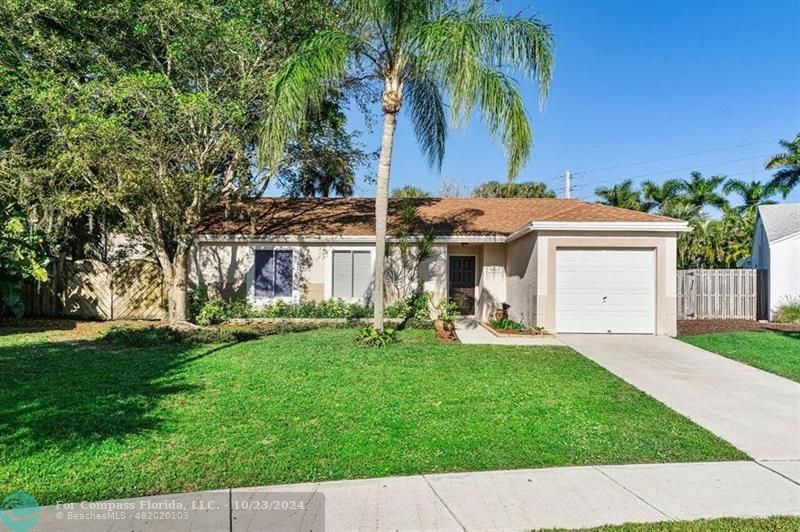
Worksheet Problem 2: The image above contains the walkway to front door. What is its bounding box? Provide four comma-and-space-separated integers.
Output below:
560, 334, 800, 462
448, 255, 475, 315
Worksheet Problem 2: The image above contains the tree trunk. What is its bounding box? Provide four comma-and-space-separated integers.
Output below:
373, 111, 398, 331
165, 249, 189, 322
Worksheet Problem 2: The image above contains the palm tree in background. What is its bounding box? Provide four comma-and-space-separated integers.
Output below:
722, 179, 780, 214
641, 178, 682, 213
259, 0, 554, 331
391, 185, 430, 198
766, 134, 800, 197
594, 179, 653, 212
472, 180, 555, 198
677, 172, 728, 213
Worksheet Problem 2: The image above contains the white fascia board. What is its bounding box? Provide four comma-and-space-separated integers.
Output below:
506, 221, 690, 242
195, 234, 506, 244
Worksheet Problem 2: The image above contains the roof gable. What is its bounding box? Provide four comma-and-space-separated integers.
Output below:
199, 197, 682, 237
757, 204, 800, 243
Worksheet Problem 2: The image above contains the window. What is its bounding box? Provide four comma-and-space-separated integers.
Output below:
254, 249, 293, 298
332, 250, 372, 300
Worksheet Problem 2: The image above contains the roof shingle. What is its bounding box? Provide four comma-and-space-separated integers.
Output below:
199, 197, 680, 237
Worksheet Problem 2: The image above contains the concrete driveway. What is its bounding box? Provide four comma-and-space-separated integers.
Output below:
560, 334, 800, 462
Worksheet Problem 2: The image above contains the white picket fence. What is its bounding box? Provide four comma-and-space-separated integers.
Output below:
677, 269, 767, 320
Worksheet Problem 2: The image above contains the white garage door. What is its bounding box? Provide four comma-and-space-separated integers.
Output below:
556, 249, 656, 334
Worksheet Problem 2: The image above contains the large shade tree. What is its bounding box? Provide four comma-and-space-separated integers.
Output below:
259, 0, 554, 331
0, 0, 351, 321
766, 134, 800, 197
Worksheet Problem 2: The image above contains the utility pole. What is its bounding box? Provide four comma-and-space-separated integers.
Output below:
564, 170, 571, 199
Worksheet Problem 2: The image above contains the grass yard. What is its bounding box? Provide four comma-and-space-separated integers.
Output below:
546, 516, 800, 531
0, 325, 744, 505
682, 330, 800, 382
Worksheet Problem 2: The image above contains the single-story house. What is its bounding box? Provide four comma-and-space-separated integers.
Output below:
751, 203, 800, 319
192, 197, 688, 335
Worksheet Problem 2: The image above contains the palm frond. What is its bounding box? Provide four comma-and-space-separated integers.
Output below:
258, 30, 360, 169
404, 68, 447, 169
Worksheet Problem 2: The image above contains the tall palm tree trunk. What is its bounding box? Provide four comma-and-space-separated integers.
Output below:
373, 110, 397, 331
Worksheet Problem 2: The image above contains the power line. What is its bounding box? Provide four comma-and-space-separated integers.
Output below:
574, 140, 773, 175
584, 153, 772, 188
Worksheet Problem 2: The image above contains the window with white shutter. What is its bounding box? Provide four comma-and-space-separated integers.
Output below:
332, 250, 372, 300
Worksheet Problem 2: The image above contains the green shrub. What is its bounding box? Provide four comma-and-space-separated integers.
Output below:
435, 298, 460, 323
195, 298, 252, 326
355, 326, 398, 347
101, 325, 260, 346
489, 318, 526, 331
774, 298, 800, 324
192, 294, 436, 325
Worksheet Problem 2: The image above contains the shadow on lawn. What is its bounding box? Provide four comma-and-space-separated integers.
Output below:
0, 336, 228, 456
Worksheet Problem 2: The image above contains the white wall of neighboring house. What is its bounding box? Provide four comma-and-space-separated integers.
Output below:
767, 234, 800, 318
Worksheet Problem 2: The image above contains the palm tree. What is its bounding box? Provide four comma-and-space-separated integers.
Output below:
641, 179, 682, 213
659, 201, 702, 222
765, 134, 800, 197
391, 185, 430, 198
472, 180, 555, 198
259, 0, 554, 331
677, 171, 728, 212
722, 178, 780, 214
594, 180, 652, 212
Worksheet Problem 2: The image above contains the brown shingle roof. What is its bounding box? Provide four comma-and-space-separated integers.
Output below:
199, 197, 680, 237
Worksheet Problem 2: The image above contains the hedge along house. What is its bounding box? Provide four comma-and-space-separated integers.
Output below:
192, 197, 689, 335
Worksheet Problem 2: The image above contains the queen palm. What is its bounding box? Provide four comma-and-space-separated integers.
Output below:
766, 134, 800, 197
722, 178, 780, 214
259, 0, 554, 331
677, 171, 728, 213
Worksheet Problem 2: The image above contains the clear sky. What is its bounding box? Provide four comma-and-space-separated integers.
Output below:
346, 0, 800, 203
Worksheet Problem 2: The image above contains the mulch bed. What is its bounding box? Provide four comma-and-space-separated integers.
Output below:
678, 319, 800, 336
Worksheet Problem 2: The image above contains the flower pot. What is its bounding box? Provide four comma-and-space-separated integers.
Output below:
494, 308, 508, 320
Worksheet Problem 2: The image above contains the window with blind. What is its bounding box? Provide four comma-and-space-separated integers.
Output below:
332, 250, 372, 300
254, 249, 293, 298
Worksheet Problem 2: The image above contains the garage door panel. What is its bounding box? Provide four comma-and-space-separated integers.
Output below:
555, 249, 655, 334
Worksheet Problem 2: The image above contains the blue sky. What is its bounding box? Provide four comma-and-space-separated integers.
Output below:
346, 0, 800, 203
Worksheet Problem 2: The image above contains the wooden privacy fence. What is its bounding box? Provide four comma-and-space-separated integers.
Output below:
23, 259, 167, 320
677, 269, 767, 320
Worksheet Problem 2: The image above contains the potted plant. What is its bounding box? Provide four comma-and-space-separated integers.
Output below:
494, 303, 510, 321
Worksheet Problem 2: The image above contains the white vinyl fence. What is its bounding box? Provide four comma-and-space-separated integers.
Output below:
677, 269, 767, 320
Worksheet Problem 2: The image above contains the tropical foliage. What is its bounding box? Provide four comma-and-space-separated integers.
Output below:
391, 186, 431, 198
0, 203, 49, 318
258, 0, 555, 331
472, 180, 556, 198
595, 180, 653, 212
766, 134, 800, 197
722, 179, 780, 214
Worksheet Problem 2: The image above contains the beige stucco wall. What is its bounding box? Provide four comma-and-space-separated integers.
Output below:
507, 230, 679, 336
505, 232, 538, 325
189, 240, 447, 308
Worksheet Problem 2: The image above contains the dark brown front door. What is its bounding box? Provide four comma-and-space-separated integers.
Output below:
449, 256, 476, 315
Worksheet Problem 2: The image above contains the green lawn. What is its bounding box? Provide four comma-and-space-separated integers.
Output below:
682, 330, 800, 382
0, 326, 744, 505
546, 516, 800, 531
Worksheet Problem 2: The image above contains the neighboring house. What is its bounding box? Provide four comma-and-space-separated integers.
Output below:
751, 203, 800, 320
192, 197, 688, 335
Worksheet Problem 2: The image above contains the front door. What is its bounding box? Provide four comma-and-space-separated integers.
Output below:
448, 256, 476, 315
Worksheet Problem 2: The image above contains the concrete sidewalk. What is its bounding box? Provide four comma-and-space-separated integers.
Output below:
560, 334, 800, 461
36, 461, 800, 531
454, 318, 563, 346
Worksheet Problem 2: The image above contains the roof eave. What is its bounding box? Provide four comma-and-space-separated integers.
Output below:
506, 220, 691, 242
